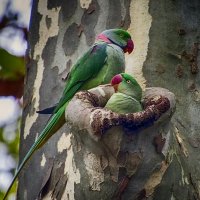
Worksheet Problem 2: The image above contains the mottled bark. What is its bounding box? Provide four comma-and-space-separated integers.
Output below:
19, 0, 200, 200
62, 85, 175, 200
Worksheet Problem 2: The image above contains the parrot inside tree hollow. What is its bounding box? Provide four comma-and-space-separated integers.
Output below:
105, 73, 143, 114
3, 29, 134, 199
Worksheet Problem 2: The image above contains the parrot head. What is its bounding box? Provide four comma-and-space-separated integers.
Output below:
111, 73, 142, 101
96, 29, 134, 54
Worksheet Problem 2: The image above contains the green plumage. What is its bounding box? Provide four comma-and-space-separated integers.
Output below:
105, 93, 142, 114
55, 42, 125, 112
105, 73, 143, 114
3, 29, 133, 200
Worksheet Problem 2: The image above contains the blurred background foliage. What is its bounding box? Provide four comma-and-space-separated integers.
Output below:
0, 0, 31, 199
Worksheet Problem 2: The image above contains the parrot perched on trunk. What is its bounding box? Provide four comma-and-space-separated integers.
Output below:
105, 73, 143, 114
3, 29, 134, 199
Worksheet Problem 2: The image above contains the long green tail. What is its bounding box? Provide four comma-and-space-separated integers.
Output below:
3, 104, 66, 200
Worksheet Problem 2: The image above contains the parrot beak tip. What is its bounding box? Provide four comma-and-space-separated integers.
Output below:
113, 84, 118, 92
125, 39, 134, 54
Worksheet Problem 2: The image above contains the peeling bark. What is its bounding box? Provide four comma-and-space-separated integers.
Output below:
63, 85, 175, 199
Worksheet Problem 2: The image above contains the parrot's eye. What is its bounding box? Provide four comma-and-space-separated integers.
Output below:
126, 80, 131, 83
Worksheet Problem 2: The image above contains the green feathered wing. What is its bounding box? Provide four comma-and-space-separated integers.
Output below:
53, 43, 108, 112
3, 42, 126, 200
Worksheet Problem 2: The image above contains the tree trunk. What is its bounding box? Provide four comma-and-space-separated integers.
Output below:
18, 0, 200, 200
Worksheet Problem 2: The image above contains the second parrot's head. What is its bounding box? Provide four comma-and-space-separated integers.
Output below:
111, 73, 142, 101
96, 29, 134, 54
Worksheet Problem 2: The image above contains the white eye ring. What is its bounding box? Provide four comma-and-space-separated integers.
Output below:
127, 80, 131, 83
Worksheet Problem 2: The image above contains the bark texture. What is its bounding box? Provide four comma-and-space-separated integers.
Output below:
63, 85, 175, 200
18, 0, 200, 200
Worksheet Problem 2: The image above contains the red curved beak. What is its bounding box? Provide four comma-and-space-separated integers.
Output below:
123, 39, 134, 54
111, 74, 122, 92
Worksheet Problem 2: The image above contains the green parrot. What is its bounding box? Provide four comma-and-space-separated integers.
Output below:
105, 73, 143, 114
3, 29, 134, 199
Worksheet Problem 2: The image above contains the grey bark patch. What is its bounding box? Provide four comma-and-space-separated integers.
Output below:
188, 137, 200, 148
81, 0, 100, 46
47, 0, 62, 9
42, 36, 58, 65
38, 158, 54, 197
39, 151, 68, 199
29, 1, 42, 58
106, 0, 122, 28
153, 134, 166, 153
23, 58, 37, 116
152, 158, 187, 200
122, 0, 131, 29
45, 16, 52, 29
61, 0, 78, 21
40, 36, 61, 109
62, 23, 80, 56
60, 60, 71, 81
